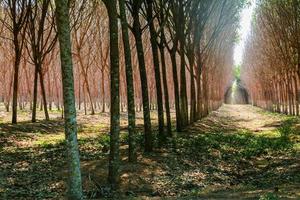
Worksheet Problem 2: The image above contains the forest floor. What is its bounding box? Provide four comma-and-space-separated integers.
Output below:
0, 104, 299, 199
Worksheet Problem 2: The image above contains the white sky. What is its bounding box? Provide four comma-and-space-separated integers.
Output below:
234, 0, 256, 66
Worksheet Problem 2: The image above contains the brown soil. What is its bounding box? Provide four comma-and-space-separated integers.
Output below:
0, 105, 299, 199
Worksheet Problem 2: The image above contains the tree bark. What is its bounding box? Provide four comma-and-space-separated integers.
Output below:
39, 70, 50, 120
131, 1, 153, 152
146, 0, 165, 143
103, 0, 121, 187
159, 42, 172, 136
169, 50, 182, 132
119, 0, 137, 162
55, 0, 83, 198
189, 56, 196, 123
178, 4, 189, 127
32, 65, 39, 122
12, 45, 21, 124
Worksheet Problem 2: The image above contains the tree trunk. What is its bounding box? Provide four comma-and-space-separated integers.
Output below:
47, 72, 52, 111
104, 0, 121, 187
83, 83, 87, 115
32, 65, 39, 122
78, 73, 81, 110
119, 0, 137, 162
170, 50, 182, 132
131, 2, 153, 152
203, 65, 209, 116
39, 70, 50, 120
188, 53, 196, 123
12, 48, 21, 124
55, 0, 83, 198
146, 0, 165, 143
78, 56, 95, 115
196, 57, 203, 119
101, 69, 106, 113
159, 42, 172, 136
178, 5, 188, 127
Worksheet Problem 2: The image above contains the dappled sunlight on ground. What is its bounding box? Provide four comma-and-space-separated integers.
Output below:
0, 105, 299, 199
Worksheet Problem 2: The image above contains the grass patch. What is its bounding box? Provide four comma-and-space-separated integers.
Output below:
178, 118, 298, 160
34, 134, 65, 148
1, 105, 299, 199
259, 192, 279, 200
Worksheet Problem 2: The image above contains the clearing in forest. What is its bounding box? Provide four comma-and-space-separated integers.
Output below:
0, 104, 299, 199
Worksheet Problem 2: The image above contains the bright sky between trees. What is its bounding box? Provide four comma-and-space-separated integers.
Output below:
234, 0, 256, 66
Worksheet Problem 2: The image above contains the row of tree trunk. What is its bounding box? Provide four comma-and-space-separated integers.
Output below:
242, 0, 300, 116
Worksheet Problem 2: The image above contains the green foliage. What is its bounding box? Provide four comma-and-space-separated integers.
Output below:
278, 119, 294, 140
175, 119, 295, 160
99, 134, 110, 148
38, 139, 65, 149
259, 192, 279, 200
234, 65, 241, 80
241, 134, 291, 158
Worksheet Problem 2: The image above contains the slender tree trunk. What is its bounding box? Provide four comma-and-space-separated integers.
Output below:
47, 72, 52, 111
179, 48, 188, 126
12, 47, 21, 124
32, 65, 39, 122
203, 65, 209, 116
104, 0, 121, 187
287, 78, 292, 115
101, 70, 106, 113
297, 71, 300, 114
188, 54, 196, 123
83, 83, 87, 115
159, 43, 172, 136
78, 73, 81, 110
178, 5, 188, 127
55, 78, 61, 111
146, 0, 165, 143
119, 0, 137, 162
54, 1, 83, 198
294, 74, 299, 116
78, 56, 95, 115
39, 70, 50, 120
196, 58, 203, 119
157, 0, 172, 136
85, 78, 95, 115
170, 50, 181, 132
294, 0, 300, 115
132, 3, 153, 152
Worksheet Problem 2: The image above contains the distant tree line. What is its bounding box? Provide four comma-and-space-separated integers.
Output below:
0, 0, 245, 198
242, 0, 300, 116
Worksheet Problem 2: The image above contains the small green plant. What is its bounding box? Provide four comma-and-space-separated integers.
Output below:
135, 132, 145, 147
278, 119, 294, 140
120, 132, 128, 143
99, 134, 110, 147
234, 64, 241, 81
259, 192, 278, 200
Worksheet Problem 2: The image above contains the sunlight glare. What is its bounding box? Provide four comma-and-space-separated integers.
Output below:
234, 0, 256, 66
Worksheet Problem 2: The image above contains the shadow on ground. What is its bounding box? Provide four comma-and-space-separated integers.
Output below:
0, 105, 299, 199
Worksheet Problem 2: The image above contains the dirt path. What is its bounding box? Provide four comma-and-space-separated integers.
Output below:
0, 105, 299, 199
180, 105, 300, 199
217, 105, 283, 132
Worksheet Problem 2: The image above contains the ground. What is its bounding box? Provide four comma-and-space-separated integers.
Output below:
0, 104, 299, 199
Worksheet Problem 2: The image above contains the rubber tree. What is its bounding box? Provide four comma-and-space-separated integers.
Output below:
103, 0, 121, 187
157, 0, 172, 136
27, 0, 57, 122
4, 0, 29, 124
145, 0, 166, 143
128, 0, 153, 152
119, 0, 137, 162
178, 0, 189, 127
54, 0, 83, 198
164, 0, 182, 132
